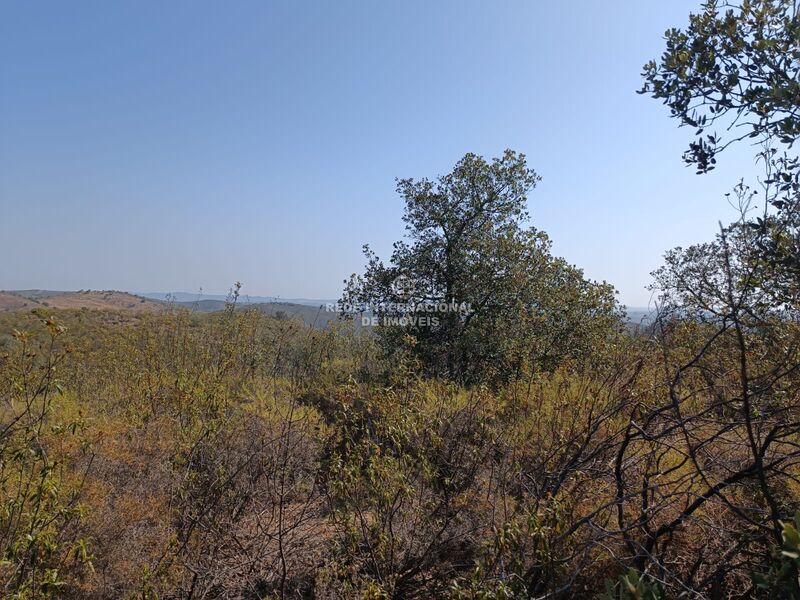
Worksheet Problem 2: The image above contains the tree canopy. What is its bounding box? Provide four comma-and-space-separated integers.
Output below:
642, 0, 800, 303
641, 0, 800, 174
343, 150, 621, 384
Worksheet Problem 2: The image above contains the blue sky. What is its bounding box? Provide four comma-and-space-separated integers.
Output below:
1, 1, 760, 307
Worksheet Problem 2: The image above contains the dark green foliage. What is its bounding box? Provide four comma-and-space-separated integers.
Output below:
641, 0, 800, 174
641, 0, 800, 295
603, 570, 664, 600
753, 513, 800, 598
0, 318, 93, 599
343, 150, 622, 384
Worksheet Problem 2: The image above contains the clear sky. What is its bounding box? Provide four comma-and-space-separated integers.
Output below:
1, 1, 761, 307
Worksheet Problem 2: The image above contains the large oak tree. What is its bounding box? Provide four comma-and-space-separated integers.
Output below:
343, 150, 621, 384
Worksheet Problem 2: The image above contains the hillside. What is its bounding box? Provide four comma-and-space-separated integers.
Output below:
2, 290, 339, 327
173, 299, 339, 328
4, 290, 164, 312
3, 289, 645, 330
46, 291, 164, 311
0, 292, 40, 312
140, 291, 337, 307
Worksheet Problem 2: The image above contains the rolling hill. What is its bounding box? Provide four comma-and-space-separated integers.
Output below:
1, 290, 341, 328
3, 290, 163, 312
0, 292, 40, 312
171, 299, 339, 328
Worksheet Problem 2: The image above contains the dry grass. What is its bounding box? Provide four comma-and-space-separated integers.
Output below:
1, 307, 797, 599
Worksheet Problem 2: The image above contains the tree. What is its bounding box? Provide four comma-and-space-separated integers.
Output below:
342, 150, 621, 384
642, 8, 800, 590
636, 217, 800, 595
641, 0, 799, 175
641, 0, 800, 292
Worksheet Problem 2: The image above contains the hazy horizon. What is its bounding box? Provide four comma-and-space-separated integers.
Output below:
4, 287, 657, 312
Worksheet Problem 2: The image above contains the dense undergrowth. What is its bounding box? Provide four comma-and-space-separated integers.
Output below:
1, 297, 798, 599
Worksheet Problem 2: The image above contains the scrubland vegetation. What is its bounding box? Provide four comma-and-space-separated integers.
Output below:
4, 0, 800, 597
4, 191, 800, 598
2, 255, 800, 599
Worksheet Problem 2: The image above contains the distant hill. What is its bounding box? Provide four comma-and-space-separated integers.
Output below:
171, 299, 339, 328
43, 291, 164, 311
139, 291, 336, 307
6, 290, 163, 312
624, 307, 655, 323
2, 289, 341, 328
254, 302, 339, 328
0, 292, 40, 312
11, 289, 66, 301
3, 289, 650, 330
